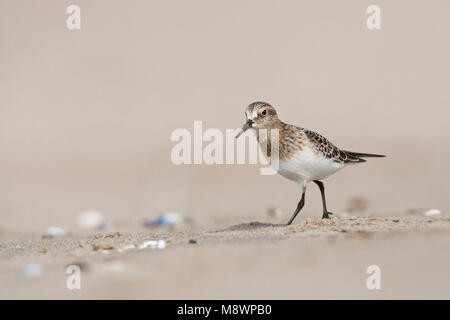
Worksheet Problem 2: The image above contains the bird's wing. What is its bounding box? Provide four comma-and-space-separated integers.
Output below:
303, 129, 365, 164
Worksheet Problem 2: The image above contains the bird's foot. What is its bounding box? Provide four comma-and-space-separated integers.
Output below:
322, 212, 333, 219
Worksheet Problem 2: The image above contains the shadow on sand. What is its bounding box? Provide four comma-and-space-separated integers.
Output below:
213, 221, 286, 232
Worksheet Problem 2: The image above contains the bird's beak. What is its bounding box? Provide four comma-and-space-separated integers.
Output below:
236, 119, 254, 138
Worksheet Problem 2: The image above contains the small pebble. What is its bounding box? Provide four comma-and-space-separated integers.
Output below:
266, 205, 282, 218
347, 197, 370, 212
143, 212, 188, 227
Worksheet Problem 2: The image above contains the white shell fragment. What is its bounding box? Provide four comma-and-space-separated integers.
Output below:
76, 210, 107, 229
118, 244, 136, 253
43, 226, 67, 238
424, 209, 441, 216
138, 240, 166, 250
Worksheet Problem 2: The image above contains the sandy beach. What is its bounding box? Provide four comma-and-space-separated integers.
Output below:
1, 212, 449, 299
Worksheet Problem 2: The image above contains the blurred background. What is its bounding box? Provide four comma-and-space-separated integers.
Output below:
1, 0, 449, 231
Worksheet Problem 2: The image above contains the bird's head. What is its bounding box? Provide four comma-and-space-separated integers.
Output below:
236, 101, 279, 138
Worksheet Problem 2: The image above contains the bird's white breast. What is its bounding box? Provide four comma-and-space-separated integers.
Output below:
278, 146, 345, 184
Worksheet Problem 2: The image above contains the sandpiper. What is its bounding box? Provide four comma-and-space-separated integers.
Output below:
236, 101, 385, 225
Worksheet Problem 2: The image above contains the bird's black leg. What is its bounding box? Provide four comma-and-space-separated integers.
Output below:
285, 191, 305, 226
313, 180, 333, 219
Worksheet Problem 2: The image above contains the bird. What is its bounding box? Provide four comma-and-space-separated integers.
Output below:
236, 101, 385, 226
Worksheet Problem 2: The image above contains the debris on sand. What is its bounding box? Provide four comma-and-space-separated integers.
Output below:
20, 263, 45, 277
93, 231, 121, 239
424, 209, 441, 216
76, 210, 108, 230
42, 226, 67, 239
118, 240, 166, 252
138, 240, 166, 250
92, 244, 114, 252
143, 212, 189, 227
266, 205, 282, 218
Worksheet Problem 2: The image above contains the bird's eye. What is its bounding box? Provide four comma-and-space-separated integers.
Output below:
261, 109, 267, 115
